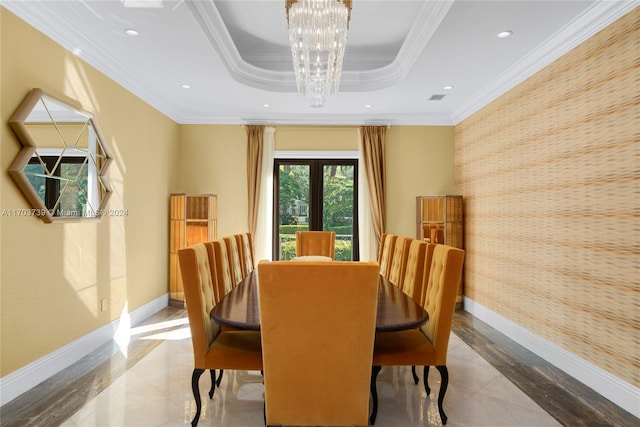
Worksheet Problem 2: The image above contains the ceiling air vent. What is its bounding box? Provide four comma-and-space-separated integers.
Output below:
428, 94, 446, 101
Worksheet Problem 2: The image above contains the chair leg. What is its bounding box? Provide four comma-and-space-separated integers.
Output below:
411, 365, 419, 384
208, 369, 216, 399
191, 368, 205, 427
216, 369, 224, 387
369, 366, 382, 425
423, 365, 431, 395
436, 365, 449, 425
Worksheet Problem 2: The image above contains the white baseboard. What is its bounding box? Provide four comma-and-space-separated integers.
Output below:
463, 297, 640, 419
0, 293, 169, 407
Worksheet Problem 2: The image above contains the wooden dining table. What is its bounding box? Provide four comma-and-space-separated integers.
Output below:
210, 269, 428, 332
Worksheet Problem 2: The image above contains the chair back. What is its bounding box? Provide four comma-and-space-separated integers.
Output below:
378, 234, 398, 278
258, 260, 379, 427
401, 240, 434, 303
203, 242, 221, 304
419, 242, 437, 307
295, 231, 336, 258
388, 236, 411, 287
210, 239, 234, 299
223, 236, 244, 285
235, 233, 254, 276
377, 233, 388, 264
178, 243, 221, 368
420, 245, 465, 365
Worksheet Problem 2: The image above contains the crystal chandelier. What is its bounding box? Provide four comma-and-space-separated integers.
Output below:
285, 0, 352, 107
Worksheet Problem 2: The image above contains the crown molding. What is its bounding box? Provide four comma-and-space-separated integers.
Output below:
451, 1, 638, 124
175, 111, 454, 126
1, 0, 184, 121
187, 0, 452, 93
187, 0, 296, 92
4, 0, 633, 126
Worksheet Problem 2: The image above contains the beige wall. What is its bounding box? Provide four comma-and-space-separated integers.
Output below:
176, 125, 248, 237
456, 8, 639, 386
275, 126, 359, 151
386, 126, 456, 237
1, 9, 179, 376
176, 125, 456, 241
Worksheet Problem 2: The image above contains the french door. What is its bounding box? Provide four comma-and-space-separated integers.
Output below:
273, 159, 359, 261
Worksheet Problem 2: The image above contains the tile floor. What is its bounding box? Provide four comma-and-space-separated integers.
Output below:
1, 308, 636, 426
63, 335, 558, 427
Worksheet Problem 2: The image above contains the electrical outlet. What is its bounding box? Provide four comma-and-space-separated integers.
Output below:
100, 298, 107, 312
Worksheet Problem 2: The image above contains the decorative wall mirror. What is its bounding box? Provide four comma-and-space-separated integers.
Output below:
8, 88, 112, 223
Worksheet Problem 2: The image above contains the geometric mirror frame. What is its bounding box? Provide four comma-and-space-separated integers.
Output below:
8, 88, 113, 223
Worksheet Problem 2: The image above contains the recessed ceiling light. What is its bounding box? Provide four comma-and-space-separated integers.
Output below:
497, 30, 513, 38
125, 29, 139, 36
364, 104, 373, 108
443, 85, 454, 90
181, 84, 191, 89
263, 104, 271, 108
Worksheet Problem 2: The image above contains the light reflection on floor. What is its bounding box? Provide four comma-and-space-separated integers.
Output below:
59, 330, 560, 427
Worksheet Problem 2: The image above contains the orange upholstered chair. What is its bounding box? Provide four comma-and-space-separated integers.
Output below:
258, 260, 379, 427
295, 230, 336, 259
377, 233, 398, 278
204, 241, 233, 385
205, 237, 250, 387
398, 240, 435, 384
371, 244, 465, 425
387, 236, 411, 288
178, 243, 262, 427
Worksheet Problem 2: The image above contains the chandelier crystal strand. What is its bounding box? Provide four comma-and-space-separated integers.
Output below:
286, 0, 352, 107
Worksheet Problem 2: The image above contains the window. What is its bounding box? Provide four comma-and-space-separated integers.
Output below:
273, 158, 359, 260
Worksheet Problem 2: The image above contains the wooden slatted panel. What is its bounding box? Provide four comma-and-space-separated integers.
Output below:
169, 194, 217, 303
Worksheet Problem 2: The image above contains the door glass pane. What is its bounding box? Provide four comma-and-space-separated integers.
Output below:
277, 164, 310, 260
323, 164, 355, 261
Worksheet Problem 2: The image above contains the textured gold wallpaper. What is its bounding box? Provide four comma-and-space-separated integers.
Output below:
455, 9, 639, 386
